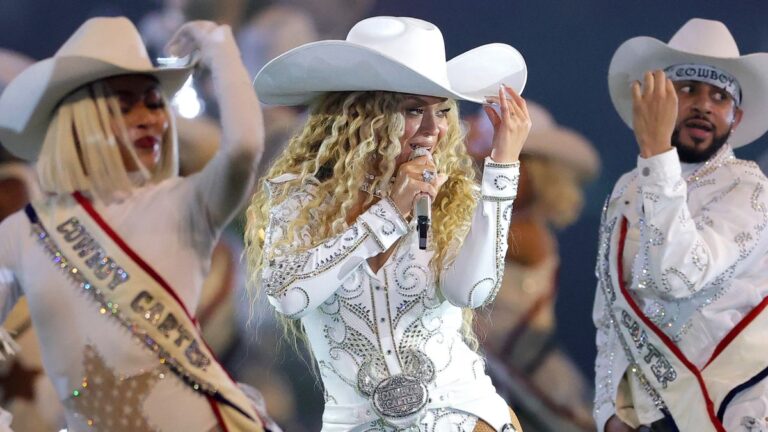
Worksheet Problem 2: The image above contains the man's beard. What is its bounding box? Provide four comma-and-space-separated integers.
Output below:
671, 127, 732, 163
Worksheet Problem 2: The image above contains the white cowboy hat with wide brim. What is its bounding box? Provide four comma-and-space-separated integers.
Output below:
0, 16, 193, 161
254, 16, 527, 106
609, 18, 768, 148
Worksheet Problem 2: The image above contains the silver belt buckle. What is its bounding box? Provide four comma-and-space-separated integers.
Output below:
371, 373, 429, 428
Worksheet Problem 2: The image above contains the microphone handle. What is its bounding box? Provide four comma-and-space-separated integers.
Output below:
408, 147, 432, 250
415, 194, 431, 250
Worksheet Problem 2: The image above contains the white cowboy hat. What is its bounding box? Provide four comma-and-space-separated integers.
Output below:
254, 16, 527, 106
0, 16, 193, 161
608, 18, 768, 148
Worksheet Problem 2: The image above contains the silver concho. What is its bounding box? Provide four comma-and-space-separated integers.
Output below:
401, 349, 435, 383
372, 374, 428, 428
357, 356, 388, 397
358, 350, 436, 428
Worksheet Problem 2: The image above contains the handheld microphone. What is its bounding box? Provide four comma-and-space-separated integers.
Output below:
409, 147, 432, 250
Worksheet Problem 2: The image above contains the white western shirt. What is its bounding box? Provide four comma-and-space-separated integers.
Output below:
262, 158, 518, 431
593, 145, 768, 431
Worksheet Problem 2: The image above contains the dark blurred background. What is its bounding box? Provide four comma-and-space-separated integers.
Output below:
1, 1, 768, 429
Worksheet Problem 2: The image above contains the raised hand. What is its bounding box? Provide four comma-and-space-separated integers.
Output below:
164, 20, 235, 68
631, 69, 678, 158
163, 20, 264, 227
483, 84, 531, 164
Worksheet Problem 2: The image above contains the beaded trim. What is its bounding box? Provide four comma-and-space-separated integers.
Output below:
384, 196, 410, 229
361, 221, 386, 251
481, 195, 517, 202
482, 202, 506, 306
267, 230, 371, 297
485, 160, 520, 169
27, 216, 223, 400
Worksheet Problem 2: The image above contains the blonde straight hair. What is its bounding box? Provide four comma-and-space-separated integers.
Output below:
36, 80, 178, 202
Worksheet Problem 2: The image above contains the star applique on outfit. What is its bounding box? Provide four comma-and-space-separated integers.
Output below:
66, 344, 162, 431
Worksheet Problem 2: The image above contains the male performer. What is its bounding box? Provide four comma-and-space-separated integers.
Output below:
594, 18, 768, 432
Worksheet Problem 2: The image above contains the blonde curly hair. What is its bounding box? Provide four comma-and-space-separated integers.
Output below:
244, 90, 481, 349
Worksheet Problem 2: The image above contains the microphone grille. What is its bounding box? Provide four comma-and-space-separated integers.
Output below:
410, 147, 430, 160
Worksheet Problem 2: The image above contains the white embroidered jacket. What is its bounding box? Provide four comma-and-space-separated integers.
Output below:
262, 158, 518, 431
592, 145, 768, 431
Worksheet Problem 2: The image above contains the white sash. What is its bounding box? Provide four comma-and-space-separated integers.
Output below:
26, 193, 266, 432
608, 217, 768, 431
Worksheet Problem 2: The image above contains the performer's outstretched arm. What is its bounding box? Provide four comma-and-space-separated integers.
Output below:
167, 22, 265, 233
632, 149, 768, 299
441, 84, 530, 308
439, 159, 518, 308
262, 188, 408, 318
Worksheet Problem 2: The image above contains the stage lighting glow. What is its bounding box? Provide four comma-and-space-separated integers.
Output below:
172, 76, 203, 119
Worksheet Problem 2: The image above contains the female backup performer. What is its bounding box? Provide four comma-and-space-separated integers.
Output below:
0, 17, 276, 432
245, 16, 529, 432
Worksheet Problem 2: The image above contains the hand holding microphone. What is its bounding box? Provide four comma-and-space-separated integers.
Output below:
390, 147, 447, 250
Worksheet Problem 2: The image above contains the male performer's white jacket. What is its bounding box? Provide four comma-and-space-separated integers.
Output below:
593, 144, 768, 431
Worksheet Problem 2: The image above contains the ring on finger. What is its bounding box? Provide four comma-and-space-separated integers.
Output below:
422, 169, 436, 183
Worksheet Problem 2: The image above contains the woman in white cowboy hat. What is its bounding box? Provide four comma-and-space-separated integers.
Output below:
0, 16, 278, 432
594, 18, 768, 432
245, 15, 528, 432
469, 101, 599, 432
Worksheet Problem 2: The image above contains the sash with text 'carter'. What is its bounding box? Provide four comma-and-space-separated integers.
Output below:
612, 218, 768, 431
26, 193, 266, 432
